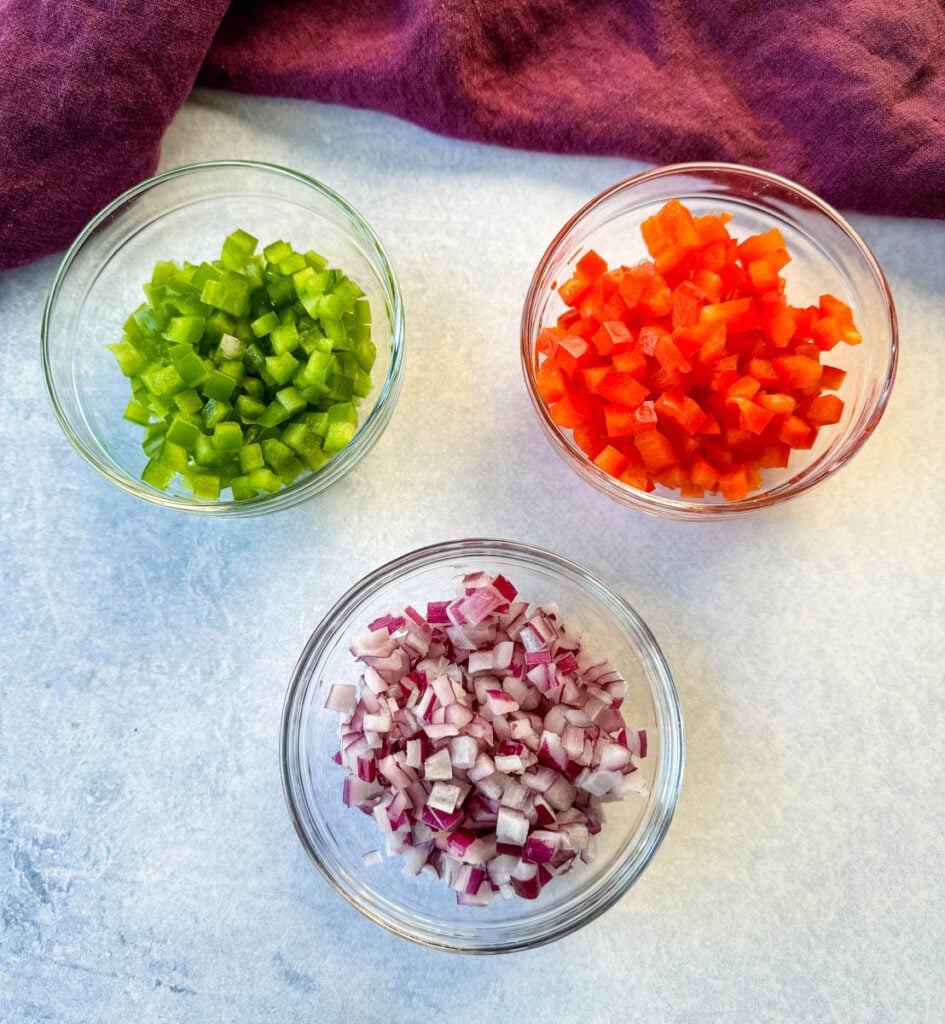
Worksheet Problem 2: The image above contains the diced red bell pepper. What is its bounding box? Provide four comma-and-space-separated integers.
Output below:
633, 429, 679, 472
655, 390, 707, 435
532, 197, 862, 500
597, 372, 649, 408
593, 320, 633, 356
641, 199, 701, 275
576, 249, 608, 280
774, 355, 823, 391
536, 361, 566, 403
805, 393, 844, 425
593, 443, 628, 476
549, 393, 591, 428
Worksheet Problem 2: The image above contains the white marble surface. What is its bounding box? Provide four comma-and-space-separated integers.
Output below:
1, 89, 943, 1023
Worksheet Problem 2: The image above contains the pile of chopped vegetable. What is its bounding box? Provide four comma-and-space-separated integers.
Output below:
108, 230, 376, 500
534, 199, 862, 500
325, 571, 648, 906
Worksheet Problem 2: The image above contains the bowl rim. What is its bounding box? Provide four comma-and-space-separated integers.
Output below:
279, 537, 685, 953
40, 158, 405, 517
520, 161, 899, 520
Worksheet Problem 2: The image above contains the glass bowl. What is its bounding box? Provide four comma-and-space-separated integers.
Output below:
41, 160, 405, 516
281, 538, 684, 953
520, 163, 898, 521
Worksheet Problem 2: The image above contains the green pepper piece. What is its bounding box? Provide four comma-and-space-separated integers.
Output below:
323, 402, 358, 453
256, 401, 289, 428
283, 422, 329, 471
265, 275, 296, 307
201, 273, 251, 317
263, 240, 293, 264
204, 310, 236, 344
228, 475, 255, 500
297, 348, 332, 389
218, 333, 247, 361
142, 457, 176, 490
322, 318, 347, 346
265, 351, 300, 387
261, 438, 303, 484
216, 360, 246, 385
326, 373, 354, 402
193, 433, 222, 467
123, 399, 151, 426
108, 341, 149, 377
277, 252, 307, 277
158, 440, 189, 474
247, 467, 282, 493
352, 369, 373, 399
221, 229, 258, 272
149, 364, 187, 397
172, 349, 209, 387
165, 415, 202, 451
270, 321, 300, 356
201, 370, 237, 402
354, 338, 377, 373
213, 421, 243, 453
305, 250, 328, 271
239, 442, 265, 474
301, 411, 329, 436
150, 260, 179, 287
251, 311, 280, 338
192, 473, 221, 501
275, 386, 307, 418
201, 398, 232, 429
173, 389, 204, 415
292, 266, 317, 297
242, 376, 266, 400
234, 394, 266, 423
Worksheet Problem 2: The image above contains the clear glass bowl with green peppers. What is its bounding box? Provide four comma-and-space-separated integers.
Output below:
42, 160, 405, 516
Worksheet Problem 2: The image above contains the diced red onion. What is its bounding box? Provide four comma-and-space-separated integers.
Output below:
423, 747, 453, 780
427, 781, 461, 813
449, 734, 479, 770
327, 571, 649, 906
325, 683, 358, 715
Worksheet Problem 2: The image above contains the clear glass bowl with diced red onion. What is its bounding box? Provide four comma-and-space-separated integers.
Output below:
281, 538, 683, 953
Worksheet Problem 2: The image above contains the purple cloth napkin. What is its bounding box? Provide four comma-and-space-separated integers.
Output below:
0, 0, 227, 273
3, 0, 943, 272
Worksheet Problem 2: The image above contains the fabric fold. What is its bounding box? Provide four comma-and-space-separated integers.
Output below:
0, 0, 228, 271
2, 0, 943, 273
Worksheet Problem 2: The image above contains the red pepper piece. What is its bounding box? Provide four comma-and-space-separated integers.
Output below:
634, 429, 679, 473
576, 249, 608, 280
573, 421, 604, 457
774, 355, 823, 391
554, 334, 593, 376
718, 464, 749, 501
655, 390, 707, 435
593, 443, 628, 476
820, 365, 847, 391
549, 393, 592, 428
536, 361, 566, 403
597, 372, 649, 408
805, 394, 844, 425
641, 199, 701, 275
593, 320, 633, 356
737, 227, 787, 264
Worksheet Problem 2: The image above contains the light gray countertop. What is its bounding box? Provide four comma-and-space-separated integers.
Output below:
1, 89, 943, 1023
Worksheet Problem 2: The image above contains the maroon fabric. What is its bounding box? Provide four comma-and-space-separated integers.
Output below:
0, 0, 227, 272
2, 0, 944, 272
